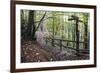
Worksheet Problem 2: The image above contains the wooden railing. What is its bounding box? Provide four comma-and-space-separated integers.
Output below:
45, 38, 89, 55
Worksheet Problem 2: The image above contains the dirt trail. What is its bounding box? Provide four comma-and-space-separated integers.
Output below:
21, 40, 54, 63
21, 40, 89, 63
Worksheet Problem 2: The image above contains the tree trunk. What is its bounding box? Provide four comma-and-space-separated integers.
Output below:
27, 10, 35, 40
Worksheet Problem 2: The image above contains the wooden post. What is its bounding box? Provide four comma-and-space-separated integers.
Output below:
68, 15, 83, 56
52, 16, 54, 46
46, 38, 48, 44
76, 19, 79, 56
84, 22, 88, 49
60, 40, 62, 51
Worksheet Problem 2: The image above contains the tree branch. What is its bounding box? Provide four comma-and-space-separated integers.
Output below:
35, 12, 46, 31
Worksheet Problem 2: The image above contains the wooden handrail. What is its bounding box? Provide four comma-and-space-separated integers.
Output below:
45, 38, 88, 43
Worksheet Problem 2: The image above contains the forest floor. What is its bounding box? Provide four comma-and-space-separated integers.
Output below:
21, 40, 89, 63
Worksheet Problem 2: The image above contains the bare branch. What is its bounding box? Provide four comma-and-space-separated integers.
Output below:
35, 12, 46, 31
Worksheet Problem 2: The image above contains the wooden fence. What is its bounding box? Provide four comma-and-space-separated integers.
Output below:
45, 38, 89, 56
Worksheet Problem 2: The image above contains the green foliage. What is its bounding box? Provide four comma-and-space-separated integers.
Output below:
82, 13, 89, 23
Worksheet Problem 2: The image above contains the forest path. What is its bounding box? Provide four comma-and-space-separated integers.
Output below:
21, 40, 89, 63
21, 40, 54, 63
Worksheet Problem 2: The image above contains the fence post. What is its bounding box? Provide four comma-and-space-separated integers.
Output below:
76, 18, 80, 56
68, 15, 82, 57
52, 39, 54, 46
60, 40, 62, 51
45, 38, 47, 44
